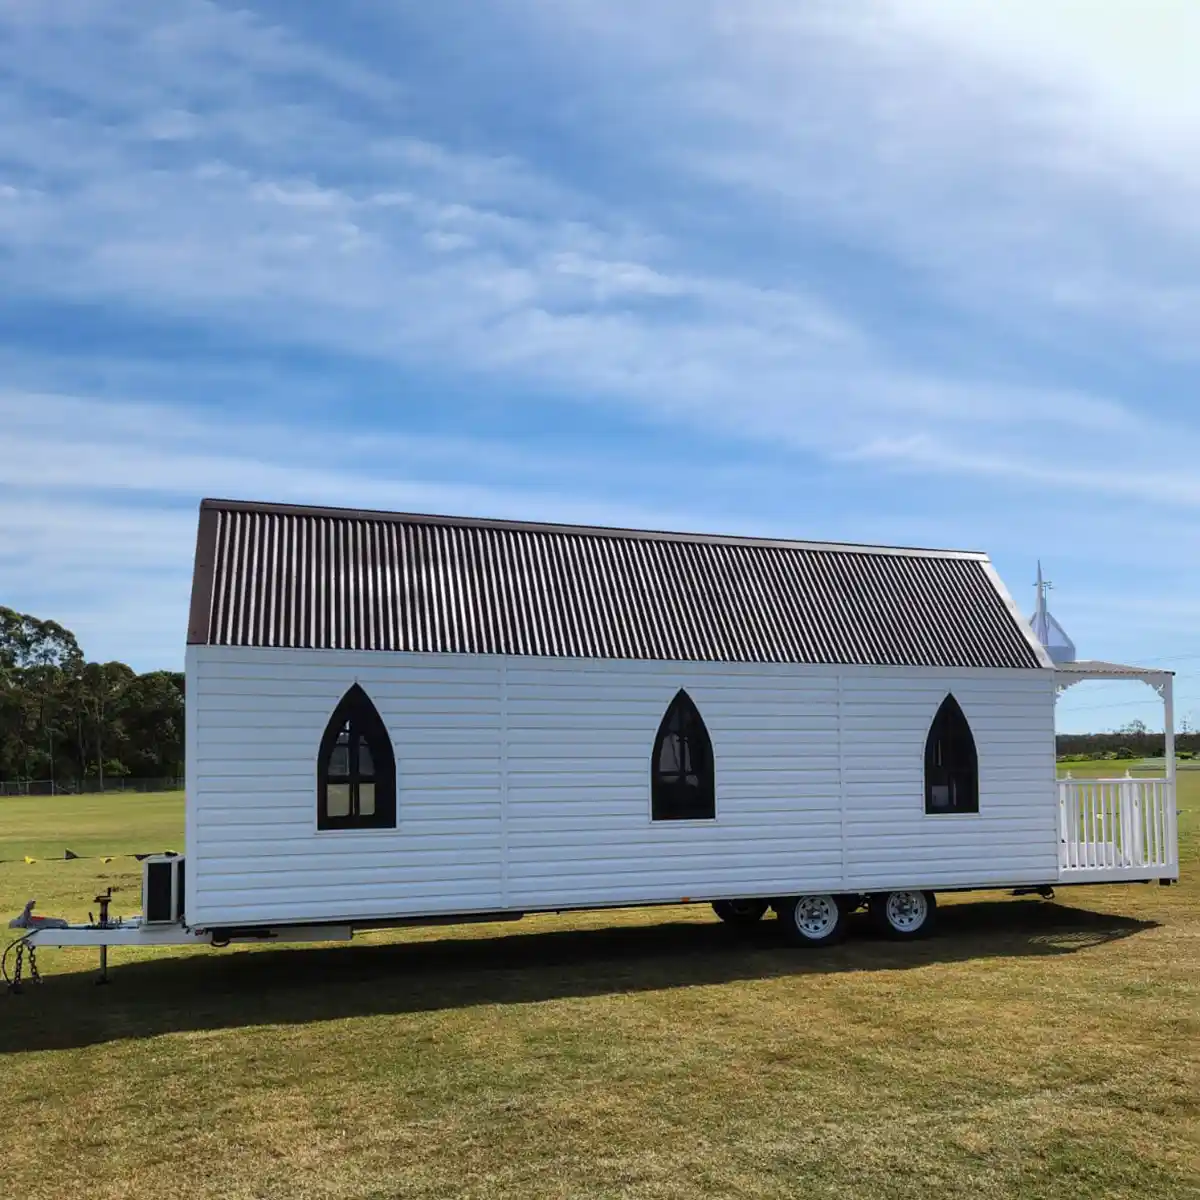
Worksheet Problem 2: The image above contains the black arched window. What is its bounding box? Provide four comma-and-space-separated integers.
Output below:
318, 684, 396, 830
652, 690, 715, 821
925, 694, 978, 814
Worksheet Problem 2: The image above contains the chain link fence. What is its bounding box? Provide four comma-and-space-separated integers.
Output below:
0, 777, 184, 797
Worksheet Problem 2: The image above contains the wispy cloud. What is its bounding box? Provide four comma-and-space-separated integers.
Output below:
3, 0, 1194, 482
844, 429, 1200, 510
3, 6, 1195, 430
505, 1, 1200, 354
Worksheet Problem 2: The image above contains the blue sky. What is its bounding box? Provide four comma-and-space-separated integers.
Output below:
1, 1, 1197, 734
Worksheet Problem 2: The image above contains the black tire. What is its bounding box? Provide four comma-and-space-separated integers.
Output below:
712, 898, 769, 927
869, 890, 937, 939
775, 894, 847, 948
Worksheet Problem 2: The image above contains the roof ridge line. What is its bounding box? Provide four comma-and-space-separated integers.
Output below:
197, 497, 990, 561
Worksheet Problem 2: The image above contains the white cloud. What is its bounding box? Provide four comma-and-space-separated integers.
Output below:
0, 389, 696, 523
879, 0, 1200, 180
843, 429, 1200, 510
2, 0, 1197, 493
507, 0, 1200, 354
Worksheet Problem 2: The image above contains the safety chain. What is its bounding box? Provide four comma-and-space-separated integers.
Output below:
6, 938, 42, 994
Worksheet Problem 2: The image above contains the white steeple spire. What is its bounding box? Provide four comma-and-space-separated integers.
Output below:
1033, 561, 1049, 643
1029, 562, 1076, 665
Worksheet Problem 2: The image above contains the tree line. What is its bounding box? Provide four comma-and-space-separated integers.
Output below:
1056, 731, 1198, 761
0, 607, 183, 786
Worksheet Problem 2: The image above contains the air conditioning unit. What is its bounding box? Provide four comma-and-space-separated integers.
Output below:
142, 855, 185, 925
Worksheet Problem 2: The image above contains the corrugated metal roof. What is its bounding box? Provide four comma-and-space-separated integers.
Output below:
187, 499, 1047, 669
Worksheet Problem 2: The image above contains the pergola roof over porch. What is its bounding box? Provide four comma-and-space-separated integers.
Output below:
1055, 659, 1178, 786
1056, 660, 1174, 689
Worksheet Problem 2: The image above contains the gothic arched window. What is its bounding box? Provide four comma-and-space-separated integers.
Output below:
318, 684, 396, 830
925, 694, 978, 814
652, 690, 716, 821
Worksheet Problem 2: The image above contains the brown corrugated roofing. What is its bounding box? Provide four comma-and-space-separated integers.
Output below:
187, 499, 1046, 669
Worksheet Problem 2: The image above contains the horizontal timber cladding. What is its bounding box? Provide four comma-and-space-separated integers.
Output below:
189, 499, 1045, 670
185, 647, 1060, 927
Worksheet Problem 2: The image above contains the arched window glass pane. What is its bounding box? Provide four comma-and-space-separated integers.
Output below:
326, 783, 351, 818
359, 782, 376, 816
329, 726, 350, 777
925, 695, 979, 815
318, 685, 396, 830
659, 733, 684, 777
652, 691, 715, 821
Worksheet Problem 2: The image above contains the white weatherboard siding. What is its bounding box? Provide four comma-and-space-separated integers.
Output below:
186, 646, 506, 926
841, 674, 1058, 889
185, 646, 1058, 927
504, 661, 845, 911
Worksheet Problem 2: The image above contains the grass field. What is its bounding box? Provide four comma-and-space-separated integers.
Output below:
1, 772, 1197, 1199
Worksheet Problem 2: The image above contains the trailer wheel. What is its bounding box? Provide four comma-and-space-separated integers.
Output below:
712, 899, 769, 927
870, 890, 937, 939
776, 894, 846, 948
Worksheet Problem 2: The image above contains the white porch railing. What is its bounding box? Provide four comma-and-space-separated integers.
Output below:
1058, 776, 1178, 879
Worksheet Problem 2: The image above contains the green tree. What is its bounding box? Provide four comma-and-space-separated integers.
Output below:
0, 607, 188, 787
116, 670, 185, 778
0, 607, 84, 786
81, 661, 137, 788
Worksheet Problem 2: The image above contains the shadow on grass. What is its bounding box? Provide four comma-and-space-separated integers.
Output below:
1, 899, 1157, 1053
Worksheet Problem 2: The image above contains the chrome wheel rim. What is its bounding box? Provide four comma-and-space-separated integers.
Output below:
793, 895, 838, 939
885, 891, 928, 933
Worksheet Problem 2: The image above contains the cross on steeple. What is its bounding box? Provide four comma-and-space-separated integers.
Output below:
1035, 561, 1053, 603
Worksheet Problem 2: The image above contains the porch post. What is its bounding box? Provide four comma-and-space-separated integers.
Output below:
1164, 674, 1178, 872
1164, 675, 1176, 789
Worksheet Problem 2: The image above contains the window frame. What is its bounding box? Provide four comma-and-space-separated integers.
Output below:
923, 693, 980, 816
650, 689, 717, 823
317, 684, 397, 831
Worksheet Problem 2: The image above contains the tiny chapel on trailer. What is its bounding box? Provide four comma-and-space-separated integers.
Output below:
181, 499, 1179, 941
